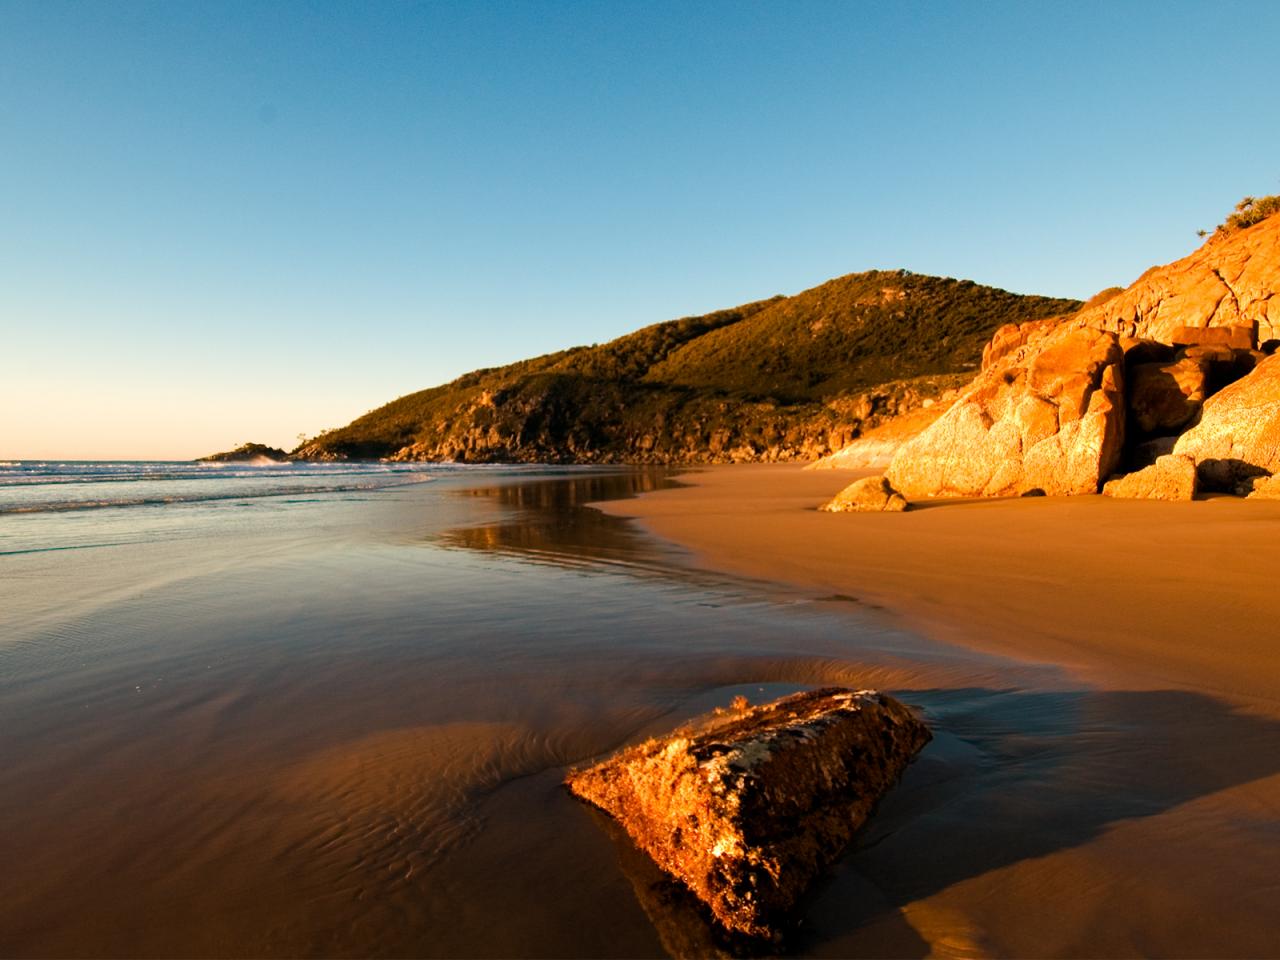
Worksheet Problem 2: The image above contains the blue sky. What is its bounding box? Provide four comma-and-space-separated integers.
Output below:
3, 0, 1278, 458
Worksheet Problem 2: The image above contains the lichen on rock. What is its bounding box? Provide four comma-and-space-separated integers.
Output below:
565, 687, 931, 940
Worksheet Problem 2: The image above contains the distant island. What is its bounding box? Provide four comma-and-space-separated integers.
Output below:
199, 442, 290, 463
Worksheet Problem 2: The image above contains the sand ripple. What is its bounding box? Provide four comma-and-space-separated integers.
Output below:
271, 722, 583, 886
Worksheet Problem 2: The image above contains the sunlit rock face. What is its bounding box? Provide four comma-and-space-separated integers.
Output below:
873, 217, 1280, 501
885, 324, 1127, 497
1103, 454, 1198, 501
1076, 214, 1280, 346
565, 688, 930, 940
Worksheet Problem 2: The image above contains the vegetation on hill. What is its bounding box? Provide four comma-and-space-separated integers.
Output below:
1201, 193, 1280, 238
1079, 286, 1125, 310
289, 270, 1080, 464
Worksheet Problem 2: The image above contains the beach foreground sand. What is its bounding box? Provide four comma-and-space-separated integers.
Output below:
597, 463, 1280, 956
601, 464, 1280, 709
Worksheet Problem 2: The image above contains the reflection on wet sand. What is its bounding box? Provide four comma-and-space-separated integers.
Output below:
433, 468, 688, 572
4, 467, 1280, 957
802, 686, 1280, 957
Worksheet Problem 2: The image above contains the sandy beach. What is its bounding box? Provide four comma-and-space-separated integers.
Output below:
598, 463, 1280, 957
601, 464, 1280, 708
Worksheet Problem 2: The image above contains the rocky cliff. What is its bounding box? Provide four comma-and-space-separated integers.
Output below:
875, 200, 1280, 500
290, 271, 1076, 464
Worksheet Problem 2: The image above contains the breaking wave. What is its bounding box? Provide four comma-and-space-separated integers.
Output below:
0, 460, 439, 515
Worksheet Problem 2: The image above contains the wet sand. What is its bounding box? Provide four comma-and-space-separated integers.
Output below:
6, 465, 1280, 957
2, 468, 1048, 958
599, 464, 1280, 956
601, 464, 1280, 706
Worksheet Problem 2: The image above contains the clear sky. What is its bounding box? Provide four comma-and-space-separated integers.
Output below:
3, 0, 1278, 459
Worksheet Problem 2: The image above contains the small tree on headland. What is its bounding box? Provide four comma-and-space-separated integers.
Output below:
1206, 192, 1280, 238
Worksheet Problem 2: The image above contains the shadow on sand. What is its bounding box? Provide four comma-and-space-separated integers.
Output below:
576, 684, 1280, 958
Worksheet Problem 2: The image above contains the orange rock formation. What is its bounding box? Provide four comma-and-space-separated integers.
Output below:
565, 688, 930, 940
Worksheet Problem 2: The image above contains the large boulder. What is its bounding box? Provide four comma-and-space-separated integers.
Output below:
565, 688, 930, 940
1102, 454, 1198, 501
1173, 353, 1280, 488
1127, 358, 1208, 434
819, 475, 908, 512
885, 324, 1126, 497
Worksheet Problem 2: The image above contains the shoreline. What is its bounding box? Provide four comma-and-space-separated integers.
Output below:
596, 464, 1280, 956
600, 463, 1280, 713
8, 463, 1280, 956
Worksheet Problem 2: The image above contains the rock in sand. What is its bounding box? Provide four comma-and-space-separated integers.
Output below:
565, 688, 930, 940
1241, 474, 1280, 499
819, 475, 909, 512
1102, 454, 1198, 501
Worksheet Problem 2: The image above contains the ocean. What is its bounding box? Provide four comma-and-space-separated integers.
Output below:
5, 461, 1274, 957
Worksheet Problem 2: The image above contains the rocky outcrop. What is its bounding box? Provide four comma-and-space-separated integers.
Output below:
819, 475, 909, 512
809, 395, 957, 470
885, 324, 1126, 497
807, 436, 902, 470
1172, 353, 1280, 489
872, 215, 1280, 501
1102, 454, 1198, 501
981, 315, 1061, 370
1075, 214, 1280, 346
1127, 357, 1208, 434
565, 688, 930, 941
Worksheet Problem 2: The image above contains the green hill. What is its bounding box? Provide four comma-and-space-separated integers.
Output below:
291, 270, 1079, 463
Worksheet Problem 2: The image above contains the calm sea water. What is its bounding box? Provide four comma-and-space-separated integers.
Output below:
3, 462, 1279, 957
